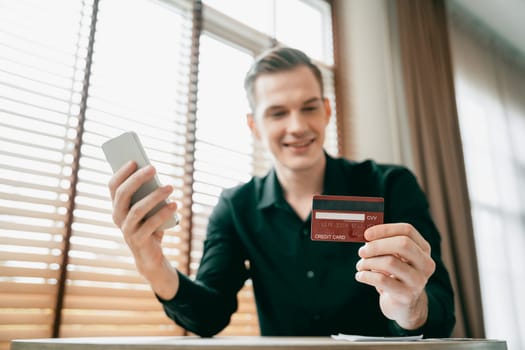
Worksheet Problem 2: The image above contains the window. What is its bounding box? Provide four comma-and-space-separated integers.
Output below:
0, 0, 338, 347
449, 15, 525, 350
203, 0, 333, 63
61, 0, 192, 337
192, 35, 258, 334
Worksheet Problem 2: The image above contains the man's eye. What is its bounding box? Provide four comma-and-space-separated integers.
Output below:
270, 111, 287, 118
303, 106, 318, 112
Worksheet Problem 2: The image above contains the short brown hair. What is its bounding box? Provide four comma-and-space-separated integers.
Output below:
244, 47, 324, 111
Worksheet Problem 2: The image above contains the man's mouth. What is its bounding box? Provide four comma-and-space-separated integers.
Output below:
283, 138, 315, 148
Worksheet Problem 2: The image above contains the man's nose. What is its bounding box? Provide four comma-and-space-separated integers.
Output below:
286, 112, 307, 134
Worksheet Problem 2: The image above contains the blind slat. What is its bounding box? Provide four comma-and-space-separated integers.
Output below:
0, 266, 60, 279
65, 270, 145, 285
0, 79, 78, 106
0, 328, 51, 342
58, 326, 183, 338
73, 203, 112, 215
65, 284, 151, 298
0, 190, 68, 207
71, 216, 117, 229
0, 135, 70, 155
0, 236, 63, 250
0, 178, 70, 195
0, 206, 66, 221
1, 312, 52, 325
0, 282, 56, 294
63, 295, 162, 311
0, 251, 59, 264
74, 189, 111, 202
0, 119, 74, 142
0, 294, 55, 308
0, 145, 69, 166
61, 312, 168, 325
0, 221, 65, 235
68, 243, 139, 258
0, 66, 77, 92
0, 95, 73, 122
67, 256, 135, 271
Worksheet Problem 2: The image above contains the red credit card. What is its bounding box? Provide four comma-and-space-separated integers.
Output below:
311, 195, 384, 242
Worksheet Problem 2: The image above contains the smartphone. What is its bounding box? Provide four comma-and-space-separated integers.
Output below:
102, 131, 179, 230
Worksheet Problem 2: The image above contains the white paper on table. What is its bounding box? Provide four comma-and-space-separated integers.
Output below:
331, 333, 423, 342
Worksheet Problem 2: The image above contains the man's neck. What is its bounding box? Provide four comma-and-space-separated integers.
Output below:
274, 156, 326, 220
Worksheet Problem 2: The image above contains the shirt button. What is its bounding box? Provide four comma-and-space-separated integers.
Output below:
313, 314, 321, 321
303, 228, 309, 236
306, 270, 315, 279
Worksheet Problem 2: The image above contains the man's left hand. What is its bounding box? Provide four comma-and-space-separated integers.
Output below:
355, 223, 436, 330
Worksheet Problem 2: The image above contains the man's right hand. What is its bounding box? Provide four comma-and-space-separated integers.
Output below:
108, 160, 180, 299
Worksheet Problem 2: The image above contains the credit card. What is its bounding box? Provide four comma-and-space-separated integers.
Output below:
311, 195, 384, 242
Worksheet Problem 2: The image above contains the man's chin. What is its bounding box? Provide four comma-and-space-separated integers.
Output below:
270, 146, 325, 171
277, 156, 322, 172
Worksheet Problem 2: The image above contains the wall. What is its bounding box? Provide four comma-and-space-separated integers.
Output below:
333, 0, 414, 169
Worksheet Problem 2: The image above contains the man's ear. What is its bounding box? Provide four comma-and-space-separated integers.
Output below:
246, 113, 261, 140
323, 97, 332, 125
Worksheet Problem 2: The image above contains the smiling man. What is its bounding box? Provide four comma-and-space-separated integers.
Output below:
108, 47, 455, 337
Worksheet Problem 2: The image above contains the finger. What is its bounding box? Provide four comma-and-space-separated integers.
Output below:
359, 236, 435, 276
130, 202, 178, 246
356, 255, 407, 279
122, 184, 174, 235
112, 165, 156, 226
153, 230, 165, 241
355, 270, 412, 303
359, 235, 421, 261
356, 256, 426, 290
108, 160, 137, 200
141, 201, 178, 234
365, 223, 430, 254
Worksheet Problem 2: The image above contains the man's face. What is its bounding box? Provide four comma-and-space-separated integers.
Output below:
247, 65, 331, 174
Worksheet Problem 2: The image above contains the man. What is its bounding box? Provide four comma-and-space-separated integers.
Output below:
108, 47, 455, 337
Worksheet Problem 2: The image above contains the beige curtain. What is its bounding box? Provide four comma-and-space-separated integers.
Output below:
395, 0, 484, 337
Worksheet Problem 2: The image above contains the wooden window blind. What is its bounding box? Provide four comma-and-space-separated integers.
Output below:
0, 0, 95, 348
0, 0, 338, 348
59, 0, 194, 338
192, 34, 259, 335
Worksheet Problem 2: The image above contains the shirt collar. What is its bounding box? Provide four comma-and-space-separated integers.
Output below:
257, 152, 344, 210
322, 152, 349, 195
257, 167, 284, 210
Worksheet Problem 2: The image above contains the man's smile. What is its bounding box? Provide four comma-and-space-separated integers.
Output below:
282, 138, 315, 148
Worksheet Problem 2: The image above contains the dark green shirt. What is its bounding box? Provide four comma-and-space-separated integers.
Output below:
159, 154, 455, 337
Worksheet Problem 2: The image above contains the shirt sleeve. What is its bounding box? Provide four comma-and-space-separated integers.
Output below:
157, 191, 249, 337
382, 166, 456, 338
